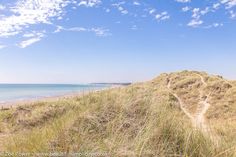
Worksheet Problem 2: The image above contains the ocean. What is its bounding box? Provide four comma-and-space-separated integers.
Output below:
0, 84, 109, 104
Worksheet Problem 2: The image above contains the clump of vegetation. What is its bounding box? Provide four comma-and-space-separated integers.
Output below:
0, 71, 236, 156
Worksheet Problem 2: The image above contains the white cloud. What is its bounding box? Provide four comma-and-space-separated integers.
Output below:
19, 31, 45, 48
182, 6, 191, 12
204, 23, 223, 29
0, 4, 5, 10
0, 0, 107, 48
23, 33, 36, 38
155, 12, 170, 21
221, 0, 236, 8
133, 1, 140, 6
54, 25, 64, 33
213, 23, 224, 27
200, 7, 210, 15
149, 9, 156, 14
192, 8, 200, 18
186, 5, 225, 28
55, 26, 111, 37
230, 10, 236, 18
68, 27, 87, 32
187, 7, 206, 27
0, 0, 72, 38
0, 44, 6, 49
1, 0, 236, 48
112, 2, 128, 15
105, 8, 110, 13
187, 19, 203, 27
19, 37, 42, 48
78, 0, 101, 7
91, 28, 111, 36
118, 6, 128, 14
23, 31, 45, 38
176, 0, 191, 3
213, 3, 221, 9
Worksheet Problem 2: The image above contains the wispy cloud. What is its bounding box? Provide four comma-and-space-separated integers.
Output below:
187, 8, 204, 27
182, 6, 191, 12
0, 4, 6, 10
176, 0, 191, 3
112, 2, 129, 15
213, 3, 221, 10
0, 0, 72, 38
221, 0, 236, 9
0, 0, 236, 48
188, 19, 203, 27
229, 10, 236, 18
155, 12, 170, 22
0, 0, 107, 48
133, 1, 141, 6
204, 23, 224, 29
185, 4, 231, 28
55, 26, 111, 37
19, 37, 42, 48
18, 31, 45, 48
78, 0, 101, 7
149, 9, 156, 15
91, 28, 111, 36
0, 44, 6, 49
105, 8, 110, 13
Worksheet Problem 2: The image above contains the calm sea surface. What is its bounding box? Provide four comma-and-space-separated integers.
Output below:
0, 84, 109, 104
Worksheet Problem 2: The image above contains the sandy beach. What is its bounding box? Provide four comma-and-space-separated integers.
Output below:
0, 85, 122, 109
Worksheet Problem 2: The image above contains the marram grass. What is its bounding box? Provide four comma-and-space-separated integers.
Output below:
0, 71, 236, 157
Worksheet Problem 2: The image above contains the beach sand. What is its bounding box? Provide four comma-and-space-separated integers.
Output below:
0, 85, 122, 109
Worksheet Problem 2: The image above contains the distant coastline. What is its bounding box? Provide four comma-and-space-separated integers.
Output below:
0, 83, 130, 109
91, 83, 132, 86
0, 84, 107, 107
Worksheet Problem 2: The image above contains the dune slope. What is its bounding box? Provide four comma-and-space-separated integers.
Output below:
0, 71, 236, 156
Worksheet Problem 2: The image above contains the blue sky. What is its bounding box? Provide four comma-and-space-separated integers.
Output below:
0, 0, 236, 83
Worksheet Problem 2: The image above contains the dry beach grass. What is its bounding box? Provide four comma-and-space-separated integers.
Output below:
0, 71, 236, 156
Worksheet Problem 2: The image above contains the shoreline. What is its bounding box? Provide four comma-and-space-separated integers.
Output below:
0, 85, 122, 109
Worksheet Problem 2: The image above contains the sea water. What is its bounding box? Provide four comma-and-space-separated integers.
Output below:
0, 84, 109, 104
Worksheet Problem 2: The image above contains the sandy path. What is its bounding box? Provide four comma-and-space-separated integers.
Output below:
195, 75, 220, 143
167, 75, 220, 144
167, 80, 195, 123
195, 92, 210, 132
194, 75, 210, 132
167, 75, 210, 132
